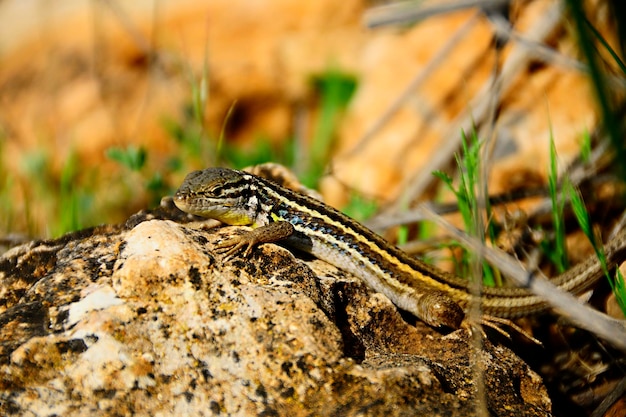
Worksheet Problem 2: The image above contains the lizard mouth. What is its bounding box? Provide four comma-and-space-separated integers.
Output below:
173, 195, 253, 226
173, 193, 194, 213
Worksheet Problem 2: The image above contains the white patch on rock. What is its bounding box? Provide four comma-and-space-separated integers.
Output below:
66, 286, 123, 328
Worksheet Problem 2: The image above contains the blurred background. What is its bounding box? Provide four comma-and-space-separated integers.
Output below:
1, 2, 626, 414
0, 0, 622, 238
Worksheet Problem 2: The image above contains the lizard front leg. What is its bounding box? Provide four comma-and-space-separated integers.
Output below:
215, 221, 295, 259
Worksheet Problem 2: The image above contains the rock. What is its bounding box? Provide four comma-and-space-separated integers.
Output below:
0, 209, 551, 416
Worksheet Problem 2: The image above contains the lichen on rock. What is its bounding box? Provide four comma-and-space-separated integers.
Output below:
0, 207, 551, 416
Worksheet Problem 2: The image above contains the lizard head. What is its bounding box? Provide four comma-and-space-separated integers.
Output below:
174, 168, 259, 226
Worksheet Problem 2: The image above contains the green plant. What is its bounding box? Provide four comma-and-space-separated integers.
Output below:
543, 135, 568, 273
105, 145, 171, 208
342, 192, 379, 223
12, 147, 98, 237
19, 149, 49, 235
55, 150, 90, 236
0, 175, 14, 234
433, 130, 497, 285
161, 54, 215, 172
0, 136, 15, 234
300, 68, 357, 188
568, 183, 626, 316
579, 129, 592, 163
220, 136, 293, 170
566, 0, 626, 179
161, 103, 213, 171
560, 4, 626, 316
106, 145, 147, 172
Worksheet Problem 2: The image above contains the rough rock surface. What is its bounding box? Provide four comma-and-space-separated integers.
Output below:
0, 204, 551, 416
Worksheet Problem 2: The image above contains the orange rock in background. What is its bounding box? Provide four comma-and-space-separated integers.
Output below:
0, 0, 366, 174
0, 0, 618, 234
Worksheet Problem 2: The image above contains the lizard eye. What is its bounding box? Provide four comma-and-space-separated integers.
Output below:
209, 185, 225, 196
